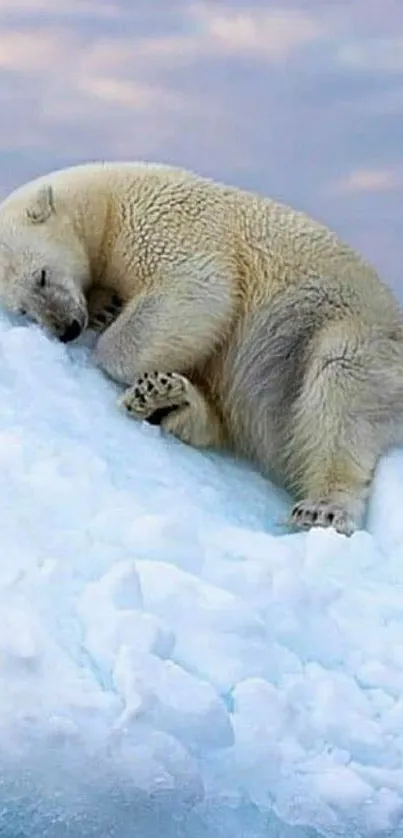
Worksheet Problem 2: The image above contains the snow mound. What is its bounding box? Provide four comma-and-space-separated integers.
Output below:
0, 313, 403, 837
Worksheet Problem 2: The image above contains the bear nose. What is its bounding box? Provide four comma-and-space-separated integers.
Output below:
60, 319, 82, 343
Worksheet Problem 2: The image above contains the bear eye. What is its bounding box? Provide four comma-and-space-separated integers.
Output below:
38, 269, 47, 288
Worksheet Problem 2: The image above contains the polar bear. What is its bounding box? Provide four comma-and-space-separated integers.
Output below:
0, 160, 402, 536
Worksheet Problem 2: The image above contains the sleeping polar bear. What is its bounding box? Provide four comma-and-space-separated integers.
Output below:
0, 160, 401, 536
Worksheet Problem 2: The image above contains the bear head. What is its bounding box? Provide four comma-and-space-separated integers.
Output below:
0, 183, 90, 342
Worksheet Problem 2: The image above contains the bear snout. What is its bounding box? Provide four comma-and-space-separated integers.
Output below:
59, 319, 83, 343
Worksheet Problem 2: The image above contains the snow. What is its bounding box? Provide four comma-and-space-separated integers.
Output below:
1, 311, 403, 838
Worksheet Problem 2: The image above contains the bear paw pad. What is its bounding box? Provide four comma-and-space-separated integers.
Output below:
119, 371, 190, 422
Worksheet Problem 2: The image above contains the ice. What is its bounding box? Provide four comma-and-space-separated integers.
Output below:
1, 312, 403, 837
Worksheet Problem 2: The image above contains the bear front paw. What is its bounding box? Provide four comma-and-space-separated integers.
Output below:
119, 371, 190, 423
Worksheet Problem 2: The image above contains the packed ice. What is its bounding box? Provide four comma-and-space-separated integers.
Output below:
1, 310, 403, 837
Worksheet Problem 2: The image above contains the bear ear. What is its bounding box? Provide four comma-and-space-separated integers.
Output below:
26, 184, 55, 224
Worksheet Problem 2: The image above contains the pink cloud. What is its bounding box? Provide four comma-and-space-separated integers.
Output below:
331, 167, 403, 194
190, 4, 325, 59
0, 28, 70, 71
75, 76, 183, 111
0, 4, 326, 162
0, 0, 119, 17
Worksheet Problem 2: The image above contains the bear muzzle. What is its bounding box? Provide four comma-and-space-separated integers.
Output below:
59, 318, 84, 343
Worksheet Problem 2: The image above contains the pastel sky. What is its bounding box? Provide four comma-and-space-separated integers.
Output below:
0, 0, 402, 293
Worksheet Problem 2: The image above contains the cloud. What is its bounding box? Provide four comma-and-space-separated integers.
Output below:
0, 4, 328, 166
330, 167, 403, 194
188, 4, 324, 60
0, 0, 401, 293
0, 0, 119, 17
75, 77, 182, 111
74, 4, 326, 87
0, 17, 185, 157
0, 28, 70, 71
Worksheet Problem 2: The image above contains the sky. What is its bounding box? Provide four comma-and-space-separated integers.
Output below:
0, 0, 402, 294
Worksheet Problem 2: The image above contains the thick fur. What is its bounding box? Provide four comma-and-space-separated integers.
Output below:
0, 161, 402, 535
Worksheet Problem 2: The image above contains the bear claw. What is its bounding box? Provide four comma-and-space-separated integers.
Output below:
290, 499, 355, 536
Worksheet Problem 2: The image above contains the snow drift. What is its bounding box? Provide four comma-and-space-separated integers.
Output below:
0, 311, 403, 837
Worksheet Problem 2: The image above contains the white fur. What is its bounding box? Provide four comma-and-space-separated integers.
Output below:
0, 161, 402, 535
